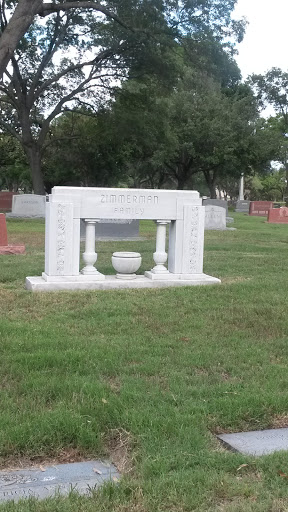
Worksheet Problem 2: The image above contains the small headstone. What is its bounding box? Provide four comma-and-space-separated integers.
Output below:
7, 194, 46, 218
235, 200, 250, 213
80, 219, 140, 241
249, 201, 273, 217
267, 207, 288, 224
0, 460, 119, 503
0, 192, 15, 212
0, 213, 25, 255
226, 217, 234, 224
217, 428, 288, 456
0, 214, 8, 246
205, 205, 227, 230
202, 199, 228, 216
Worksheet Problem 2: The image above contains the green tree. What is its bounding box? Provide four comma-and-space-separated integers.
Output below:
112, 64, 260, 196
43, 110, 124, 191
0, 0, 245, 193
0, 134, 31, 191
250, 68, 288, 197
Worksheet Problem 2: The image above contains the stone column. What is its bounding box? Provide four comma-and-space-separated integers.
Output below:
239, 173, 244, 201
151, 220, 170, 274
82, 219, 99, 275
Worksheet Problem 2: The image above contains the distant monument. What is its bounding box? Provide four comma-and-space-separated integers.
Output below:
235, 174, 250, 213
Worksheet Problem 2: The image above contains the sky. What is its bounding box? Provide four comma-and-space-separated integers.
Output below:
233, 0, 288, 79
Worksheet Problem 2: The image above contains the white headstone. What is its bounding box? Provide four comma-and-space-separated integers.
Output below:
205, 205, 226, 230
7, 194, 46, 217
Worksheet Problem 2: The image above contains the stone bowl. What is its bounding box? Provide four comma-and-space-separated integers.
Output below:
111, 252, 142, 280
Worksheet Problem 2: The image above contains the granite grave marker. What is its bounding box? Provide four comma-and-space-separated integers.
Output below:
217, 428, 288, 456
0, 460, 119, 503
267, 207, 288, 224
0, 192, 15, 212
235, 200, 250, 213
249, 201, 273, 217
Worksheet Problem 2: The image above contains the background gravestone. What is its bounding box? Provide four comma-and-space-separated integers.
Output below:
204, 205, 227, 230
0, 192, 16, 212
7, 194, 46, 218
202, 199, 228, 216
80, 219, 140, 241
235, 200, 250, 213
249, 201, 273, 217
267, 207, 288, 223
0, 213, 25, 254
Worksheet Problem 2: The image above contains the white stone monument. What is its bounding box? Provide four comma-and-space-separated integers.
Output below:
7, 194, 46, 218
239, 173, 244, 201
26, 187, 221, 291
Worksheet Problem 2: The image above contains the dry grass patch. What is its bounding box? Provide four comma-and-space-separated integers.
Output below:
0, 448, 94, 471
270, 415, 288, 429
107, 428, 135, 475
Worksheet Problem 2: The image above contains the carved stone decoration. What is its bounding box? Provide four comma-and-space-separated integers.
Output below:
56, 204, 66, 275
182, 205, 204, 274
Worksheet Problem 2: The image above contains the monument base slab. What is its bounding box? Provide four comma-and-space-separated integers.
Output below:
6, 213, 44, 219
0, 245, 25, 255
26, 273, 221, 291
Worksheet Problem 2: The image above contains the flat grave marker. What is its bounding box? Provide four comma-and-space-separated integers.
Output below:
0, 460, 119, 503
217, 428, 288, 456
267, 207, 288, 224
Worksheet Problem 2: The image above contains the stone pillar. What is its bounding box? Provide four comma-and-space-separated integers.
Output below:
82, 219, 99, 275
168, 205, 205, 275
239, 173, 244, 201
145, 220, 171, 279
151, 220, 170, 274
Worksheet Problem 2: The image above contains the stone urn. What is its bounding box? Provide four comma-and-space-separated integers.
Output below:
111, 252, 142, 279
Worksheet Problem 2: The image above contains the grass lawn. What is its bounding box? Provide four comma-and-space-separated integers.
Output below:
0, 214, 288, 511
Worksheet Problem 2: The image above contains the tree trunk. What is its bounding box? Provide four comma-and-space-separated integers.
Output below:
209, 184, 217, 199
203, 171, 217, 198
24, 145, 45, 194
